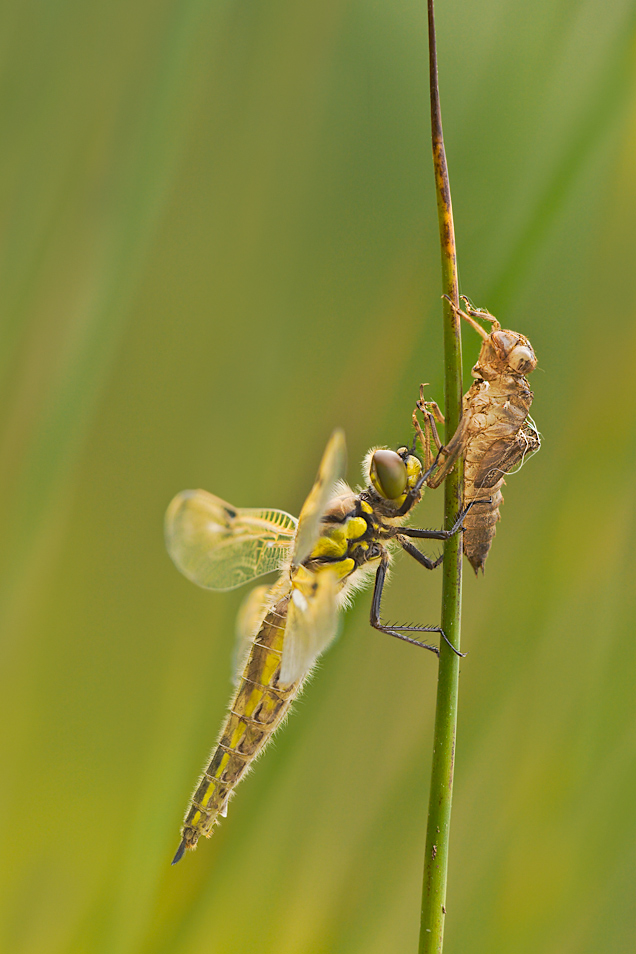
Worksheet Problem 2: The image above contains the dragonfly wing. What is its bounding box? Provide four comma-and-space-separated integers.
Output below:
232, 584, 272, 685
473, 423, 541, 489
292, 429, 347, 568
165, 490, 297, 591
280, 569, 340, 685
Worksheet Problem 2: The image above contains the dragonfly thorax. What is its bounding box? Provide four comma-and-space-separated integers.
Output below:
306, 451, 422, 586
308, 502, 379, 580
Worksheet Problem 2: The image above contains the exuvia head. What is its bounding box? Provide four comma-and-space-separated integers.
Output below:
456, 297, 537, 380
471, 326, 537, 381
489, 329, 537, 375
366, 447, 422, 503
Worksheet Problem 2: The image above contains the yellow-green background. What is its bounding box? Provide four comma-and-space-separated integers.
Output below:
2, 1, 635, 952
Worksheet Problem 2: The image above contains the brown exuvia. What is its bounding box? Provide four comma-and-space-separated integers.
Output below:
414, 298, 540, 573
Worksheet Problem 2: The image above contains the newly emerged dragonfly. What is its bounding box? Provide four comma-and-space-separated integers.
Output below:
166, 430, 473, 863
414, 297, 540, 573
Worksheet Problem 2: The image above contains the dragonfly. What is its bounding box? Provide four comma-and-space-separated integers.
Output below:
165, 429, 474, 863
414, 296, 540, 573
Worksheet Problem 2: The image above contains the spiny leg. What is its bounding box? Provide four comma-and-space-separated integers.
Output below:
369, 555, 465, 658
391, 443, 447, 519
397, 499, 479, 543
412, 381, 469, 491
412, 384, 444, 471
398, 538, 443, 570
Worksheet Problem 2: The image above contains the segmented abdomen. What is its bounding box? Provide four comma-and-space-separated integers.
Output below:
175, 596, 300, 860
463, 474, 504, 573
463, 411, 539, 573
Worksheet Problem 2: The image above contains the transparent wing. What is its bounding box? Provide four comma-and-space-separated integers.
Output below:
280, 569, 340, 685
292, 429, 347, 568
165, 490, 297, 591
232, 584, 272, 685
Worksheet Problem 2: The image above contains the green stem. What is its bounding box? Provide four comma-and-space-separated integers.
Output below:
418, 2, 463, 952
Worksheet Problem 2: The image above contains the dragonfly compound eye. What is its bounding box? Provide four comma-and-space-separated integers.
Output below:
370, 449, 408, 500
508, 344, 536, 374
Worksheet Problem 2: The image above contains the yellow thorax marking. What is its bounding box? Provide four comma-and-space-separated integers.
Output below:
345, 516, 367, 540
332, 557, 355, 579
310, 526, 347, 560
309, 513, 367, 562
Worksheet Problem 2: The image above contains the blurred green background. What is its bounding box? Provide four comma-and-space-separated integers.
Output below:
2, 1, 635, 952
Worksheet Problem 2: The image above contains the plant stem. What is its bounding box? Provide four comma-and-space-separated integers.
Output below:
418, 2, 463, 952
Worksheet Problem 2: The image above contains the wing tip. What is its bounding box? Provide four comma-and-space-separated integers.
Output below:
329, 427, 347, 462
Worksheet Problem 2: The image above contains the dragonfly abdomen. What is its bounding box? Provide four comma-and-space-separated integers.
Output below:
174, 597, 302, 862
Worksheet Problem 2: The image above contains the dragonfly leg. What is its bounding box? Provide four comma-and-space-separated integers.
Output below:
370, 556, 464, 657
412, 385, 444, 471
398, 537, 443, 570
459, 295, 501, 329
392, 443, 448, 519
421, 416, 469, 490
398, 499, 482, 542
443, 294, 501, 338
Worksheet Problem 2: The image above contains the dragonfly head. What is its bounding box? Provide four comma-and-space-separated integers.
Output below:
368, 447, 422, 504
